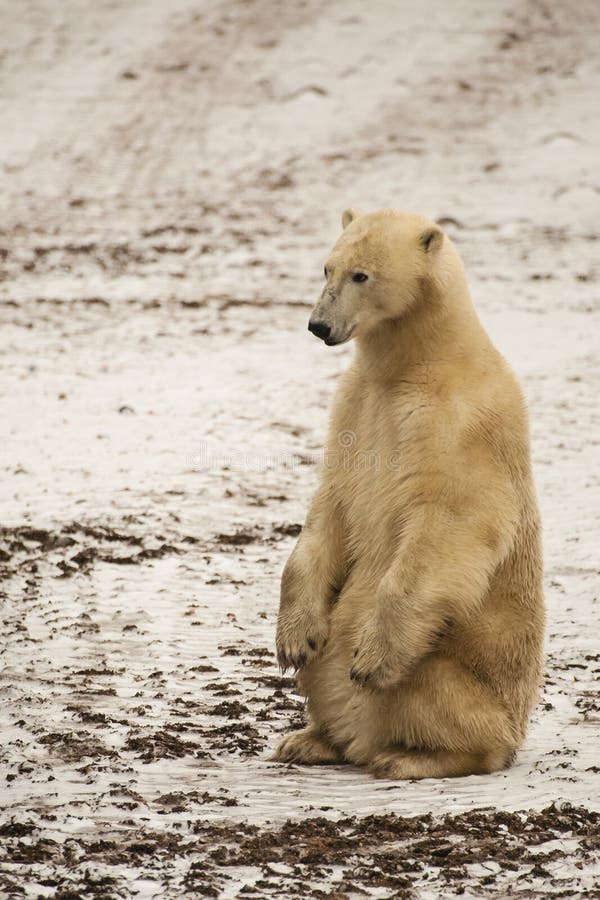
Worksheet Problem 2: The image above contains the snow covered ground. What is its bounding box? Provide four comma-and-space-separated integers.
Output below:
1, 0, 599, 896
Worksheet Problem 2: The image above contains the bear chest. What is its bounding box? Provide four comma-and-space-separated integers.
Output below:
328, 387, 424, 525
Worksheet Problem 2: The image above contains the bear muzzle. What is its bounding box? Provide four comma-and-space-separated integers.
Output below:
308, 319, 356, 346
308, 319, 332, 342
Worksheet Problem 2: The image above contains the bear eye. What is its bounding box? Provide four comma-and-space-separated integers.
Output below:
352, 272, 368, 283
324, 266, 328, 278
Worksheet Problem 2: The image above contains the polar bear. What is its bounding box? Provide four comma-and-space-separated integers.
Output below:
273, 208, 545, 779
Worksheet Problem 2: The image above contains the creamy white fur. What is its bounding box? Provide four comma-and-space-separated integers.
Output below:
274, 209, 545, 779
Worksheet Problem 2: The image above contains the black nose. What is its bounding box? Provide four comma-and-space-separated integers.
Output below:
308, 320, 331, 341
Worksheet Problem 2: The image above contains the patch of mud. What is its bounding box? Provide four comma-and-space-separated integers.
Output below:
124, 730, 210, 763
0, 522, 182, 589
0, 520, 299, 593
1, 804, 598, 898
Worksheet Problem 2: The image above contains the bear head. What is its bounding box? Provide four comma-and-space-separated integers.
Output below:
308, 208, 445, 346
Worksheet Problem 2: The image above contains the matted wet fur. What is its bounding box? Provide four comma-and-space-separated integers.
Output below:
274, 208, 545, 780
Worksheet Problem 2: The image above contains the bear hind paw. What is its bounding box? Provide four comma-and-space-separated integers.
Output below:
272, 727, 341, 766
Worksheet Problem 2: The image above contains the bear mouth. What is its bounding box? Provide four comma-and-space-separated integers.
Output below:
325, 326, 356, 346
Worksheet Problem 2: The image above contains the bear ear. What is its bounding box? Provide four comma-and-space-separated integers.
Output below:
420, 226, 443, 253
341, 207, 362, 229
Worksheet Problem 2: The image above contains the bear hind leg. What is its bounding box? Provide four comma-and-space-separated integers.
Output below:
370, 746, 513, 780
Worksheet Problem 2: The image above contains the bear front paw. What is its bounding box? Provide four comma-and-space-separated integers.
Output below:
350, 626, 409, 690
276, 604, 329, 671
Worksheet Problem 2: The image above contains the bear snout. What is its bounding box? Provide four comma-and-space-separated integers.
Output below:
308, 319, 331, 342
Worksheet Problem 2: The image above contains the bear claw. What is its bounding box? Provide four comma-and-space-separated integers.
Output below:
276, 608, 329, 670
